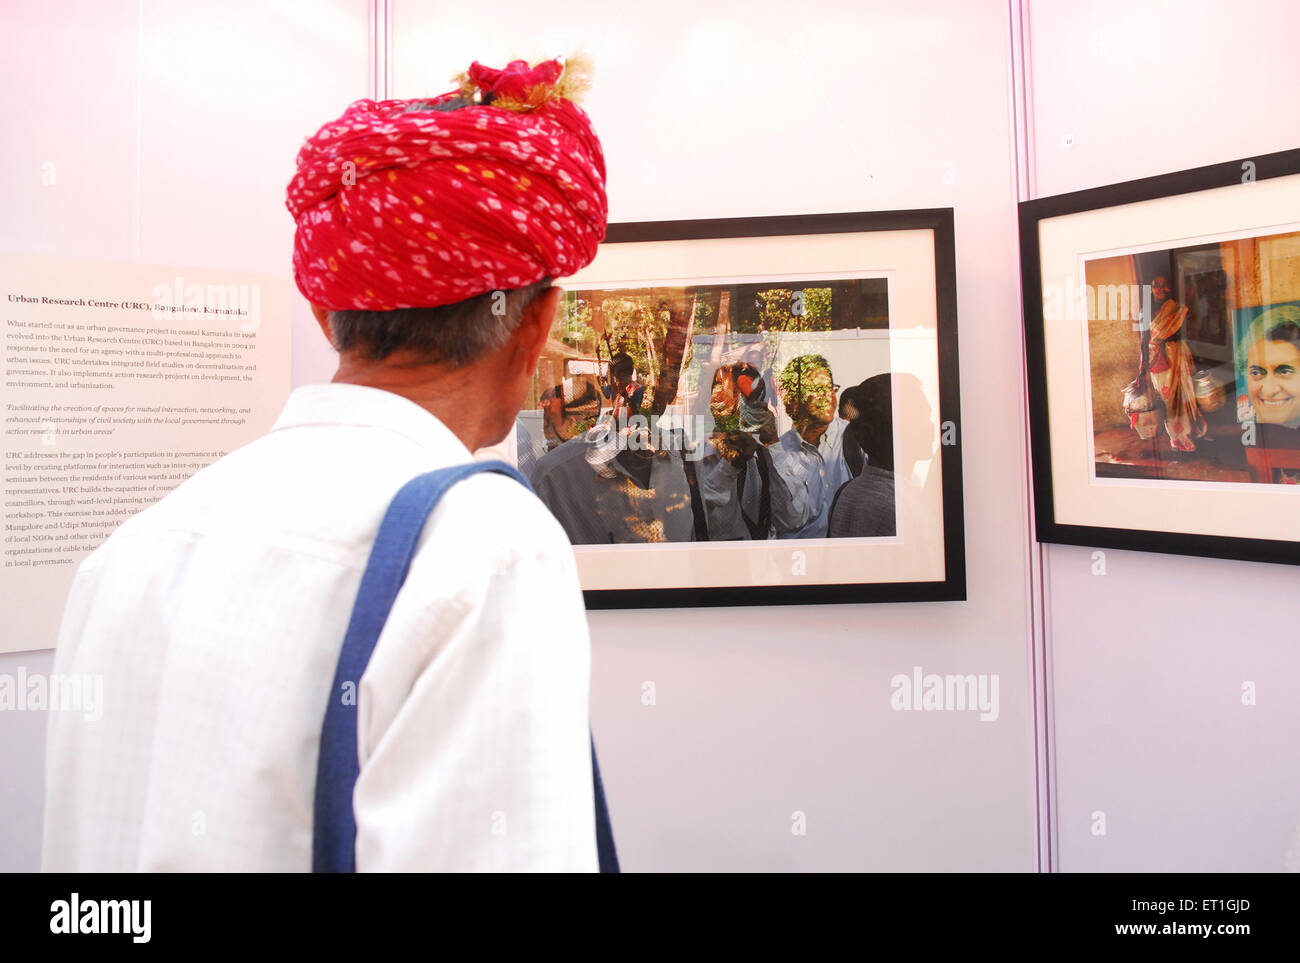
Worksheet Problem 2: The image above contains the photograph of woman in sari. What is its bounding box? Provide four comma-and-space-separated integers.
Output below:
1141, 272, 1209, 452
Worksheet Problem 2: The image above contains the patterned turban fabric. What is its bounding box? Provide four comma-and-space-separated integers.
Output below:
286, 57, 608, 311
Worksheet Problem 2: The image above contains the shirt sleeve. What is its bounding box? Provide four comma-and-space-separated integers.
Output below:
351, 538, 597, 872
698, 447, 742, 540
767, 441, 812, 533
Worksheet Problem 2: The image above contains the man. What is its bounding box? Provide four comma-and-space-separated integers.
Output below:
540, 372, 604, 450
42, 56, 608, 871
530, 413, 699, 544
1239, 305, 1300, 431
770, 354, 852, 539
698, 362, 800, 540
603, 352, 645, 422
828, 373, 897, 538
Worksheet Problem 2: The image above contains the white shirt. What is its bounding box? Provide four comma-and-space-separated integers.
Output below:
42, 383, 597, 872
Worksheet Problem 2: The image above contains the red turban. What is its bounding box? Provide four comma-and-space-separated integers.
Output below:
286, 57, 607, 311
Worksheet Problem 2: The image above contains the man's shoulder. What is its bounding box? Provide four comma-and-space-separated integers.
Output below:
775, 427, 802, 452
843, 465, 895, 503
392, 466, 580, 619
530, 435, 589, 480
428, 467, 573, 564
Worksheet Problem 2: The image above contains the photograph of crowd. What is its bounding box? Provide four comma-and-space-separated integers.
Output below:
509, 277, 906, 543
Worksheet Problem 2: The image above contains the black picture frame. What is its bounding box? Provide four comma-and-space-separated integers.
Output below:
540, 209, 968, 609
1019, 147, 1300, 567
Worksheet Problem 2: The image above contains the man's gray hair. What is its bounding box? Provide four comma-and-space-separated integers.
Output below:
328, 278, 553, 367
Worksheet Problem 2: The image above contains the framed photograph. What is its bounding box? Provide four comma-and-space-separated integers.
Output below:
488, 210, 965, 607
1020, 147, 1300, 565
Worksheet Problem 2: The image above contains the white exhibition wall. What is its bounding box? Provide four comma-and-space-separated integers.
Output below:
0, 0, 1293, 873
1027, 0, 1300, 872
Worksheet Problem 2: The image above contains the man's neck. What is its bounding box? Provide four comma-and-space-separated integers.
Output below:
332, 352, 508, 453
796, 419, 831, 447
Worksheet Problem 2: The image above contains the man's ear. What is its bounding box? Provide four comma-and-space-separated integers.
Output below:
310, 303, 333, 345
512, 285, 561, 372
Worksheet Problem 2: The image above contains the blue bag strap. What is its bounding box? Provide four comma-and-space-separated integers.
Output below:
312, 458, 618, 873
591, 736, 618, 873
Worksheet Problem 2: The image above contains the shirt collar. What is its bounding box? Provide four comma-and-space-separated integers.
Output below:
271, 383, 471, 459
781, 416, 847, 454
820, 416, 847, 449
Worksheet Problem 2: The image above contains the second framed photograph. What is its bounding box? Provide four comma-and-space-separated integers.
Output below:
485, 210, 965, 607
1021, 147, 1300, 566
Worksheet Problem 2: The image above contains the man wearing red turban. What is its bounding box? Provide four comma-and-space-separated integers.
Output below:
286, 56, 607, 311
43, 57, 613, 872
